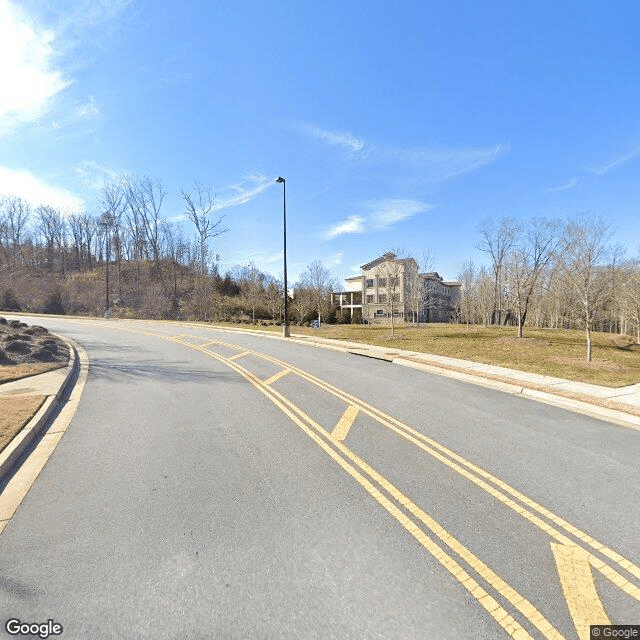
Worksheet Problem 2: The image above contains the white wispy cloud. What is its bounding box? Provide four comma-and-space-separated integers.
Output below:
0, 165, 84, 211
324, 200, 432, 241
0, 0, 70, 135
325, 215, 366, 240
299, 123, 365, 153
217, 172, 273, 210
590, 147, 640, 176
74, 160, 118, 190
384, 144, 509, 181
298, 120, 506, 181
325, 252, 343, 266
548, 177, 578, 192
264, 250, 284, 264
75, 95, 101, 119
366, 198, 433, 229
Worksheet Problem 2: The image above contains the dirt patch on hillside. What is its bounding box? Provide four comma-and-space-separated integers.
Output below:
0, 316, 69, 366
493, 336, 551, 347
549, 356, 630, 372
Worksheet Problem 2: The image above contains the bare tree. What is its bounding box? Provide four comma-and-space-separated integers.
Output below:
236, 262, 265, 323
619, 258, 640, 344
2, 196, 31, 266
264, 275, 284, 324
100, 180, 127, 299
162, 220, 184, 311
476, 217, 520, 324
405, 249, 434, 326
475, 266, 494, 326
561, 215, 623, 361
457, 260, 476, 329
299, 260, 336, 326
505, 218, 564, 337
139, 176, 165, 264
180, 181, 228, 276
376, 255, 405, 336
291, 285, 313, 325
35, 205, 67, 274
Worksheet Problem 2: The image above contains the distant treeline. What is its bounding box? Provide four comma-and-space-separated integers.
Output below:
1, 177, 639, 360
0, 176, 340, 326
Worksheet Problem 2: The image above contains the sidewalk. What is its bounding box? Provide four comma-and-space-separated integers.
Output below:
261, 330, 640, 430
0, 339, 78, 481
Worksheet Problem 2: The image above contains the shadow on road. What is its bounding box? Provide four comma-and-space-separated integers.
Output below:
88, 358, 245, 384
77, 340, 152, 355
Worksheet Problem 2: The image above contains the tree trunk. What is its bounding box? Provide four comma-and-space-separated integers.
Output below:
586, 326, 593, 362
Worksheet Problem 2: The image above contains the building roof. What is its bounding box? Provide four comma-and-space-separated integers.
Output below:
360, 252, 396, 270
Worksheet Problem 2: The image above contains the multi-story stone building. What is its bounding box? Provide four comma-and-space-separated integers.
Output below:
332, 252, 461, 323
420, 271, 461, 322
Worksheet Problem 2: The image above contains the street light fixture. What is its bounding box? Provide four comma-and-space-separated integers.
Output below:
275, 177, 289, 337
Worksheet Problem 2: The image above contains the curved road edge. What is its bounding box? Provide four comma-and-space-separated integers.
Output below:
0, 337, 90, 534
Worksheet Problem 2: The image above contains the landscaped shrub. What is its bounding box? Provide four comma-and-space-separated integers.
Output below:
1, 289, 21, 311
42, 289, 65, 315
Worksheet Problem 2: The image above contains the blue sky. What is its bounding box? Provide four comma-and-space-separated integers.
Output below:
2, 0, 639, 284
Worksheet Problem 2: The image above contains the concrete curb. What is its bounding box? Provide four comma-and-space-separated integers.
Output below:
170, 322, 640, 430
394, 356, 640, 431
0, 336, 78, 481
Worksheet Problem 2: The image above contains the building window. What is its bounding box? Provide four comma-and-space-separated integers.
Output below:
378, 293, 387, 303
366, 295, 374, 303
377, 278, 387, 287
389, 276, 399, 287
365, 279, 374, 288
375, 309, 384, 315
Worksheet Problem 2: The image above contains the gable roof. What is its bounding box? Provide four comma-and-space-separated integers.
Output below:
360, 252, 396, 270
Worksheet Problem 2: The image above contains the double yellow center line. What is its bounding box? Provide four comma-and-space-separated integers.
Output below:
90, 321, 640, 639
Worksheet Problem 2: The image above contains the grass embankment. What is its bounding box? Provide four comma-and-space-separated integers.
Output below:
224, 322, 640, 388
0, 395, 47, 454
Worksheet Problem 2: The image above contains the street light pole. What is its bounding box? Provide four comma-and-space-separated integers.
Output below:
100, 219, 110, 317
275, 177, 289, 337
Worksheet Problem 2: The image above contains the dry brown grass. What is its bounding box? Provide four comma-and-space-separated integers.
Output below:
225, 322, 640, 388
0, 362, 66, 384
0, 394, 46, 453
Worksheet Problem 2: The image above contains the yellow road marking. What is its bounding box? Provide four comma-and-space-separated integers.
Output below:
208, 352, 542, 639
222, 339, 640, 586
331, 405, 359, 442
227, 351, 249, 361
159, 334, 548, 636
199, 339, 220, 348
264, 368, 291, 386
92, 324, 640, 634
131, 329, 640, 591
551, 543, 610, 640
257, 375, 564, 640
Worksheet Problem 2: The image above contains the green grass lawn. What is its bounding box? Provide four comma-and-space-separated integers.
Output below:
221, 322, 640, 388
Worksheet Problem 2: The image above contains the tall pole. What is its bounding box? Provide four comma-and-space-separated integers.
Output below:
276, 177, 289, 337
100, 220, 110, 315
106, 231, 110, 312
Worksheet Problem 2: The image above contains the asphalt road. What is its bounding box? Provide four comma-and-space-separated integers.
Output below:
1, 317, 639, 640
